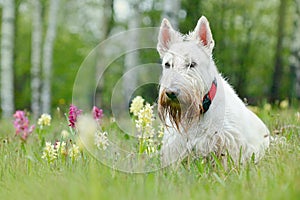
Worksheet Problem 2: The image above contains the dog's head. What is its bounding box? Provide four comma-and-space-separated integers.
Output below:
157, 16, 217, 129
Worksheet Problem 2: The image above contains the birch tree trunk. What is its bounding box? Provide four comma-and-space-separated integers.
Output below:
162, 0, 181, 29
41, 0, 60, 114
31, 0, 43, 119
290, 0, 300, 99
122, 3, 140, 106
1, 0, 15, 118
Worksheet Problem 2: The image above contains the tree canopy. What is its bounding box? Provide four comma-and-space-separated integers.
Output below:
0, 0, 299, 117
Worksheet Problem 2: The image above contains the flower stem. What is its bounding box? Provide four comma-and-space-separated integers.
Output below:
21, 142, 27, 154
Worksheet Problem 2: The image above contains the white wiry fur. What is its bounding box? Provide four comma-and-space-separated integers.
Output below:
157, 16, 270, 167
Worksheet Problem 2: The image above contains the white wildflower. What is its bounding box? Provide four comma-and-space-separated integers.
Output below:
41, 142, 57, 163
95, 131, 109, 150
55, 141, 67, 156
145, 138, 157, 155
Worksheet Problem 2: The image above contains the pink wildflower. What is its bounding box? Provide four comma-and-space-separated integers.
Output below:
68, 104, 82, 128
92, 106, 103, 122
13, 110, 35, 141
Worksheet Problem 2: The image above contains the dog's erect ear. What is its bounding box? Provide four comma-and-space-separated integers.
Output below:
193, 16, 215, 53
157, 18, 181, 58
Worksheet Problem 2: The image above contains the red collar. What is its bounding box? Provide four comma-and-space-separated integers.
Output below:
200, 78, 217, 114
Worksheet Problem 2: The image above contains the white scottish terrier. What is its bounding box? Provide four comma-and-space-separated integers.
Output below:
157, 16, 270, 166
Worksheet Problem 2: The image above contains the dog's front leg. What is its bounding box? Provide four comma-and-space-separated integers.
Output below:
160, 129, 189, 167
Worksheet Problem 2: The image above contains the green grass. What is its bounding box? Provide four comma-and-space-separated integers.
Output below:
0, 107, 300, 200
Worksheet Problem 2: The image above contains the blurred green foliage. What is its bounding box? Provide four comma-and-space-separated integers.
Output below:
3, 0, 298, 114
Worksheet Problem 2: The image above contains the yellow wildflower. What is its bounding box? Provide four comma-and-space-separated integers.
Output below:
157, 124, 164, 138
61, 130, 70, 139
296, 112, 300, 121
130, 96, 145, 116
279, 99, 289, 109
247, 106, 259, 114
110, 117, 116, 123
69, 144, 80, 161
75, 137, 85, 151
38, 113, 52, 127
131, 96, 164, 156
135, 103, 155, 134
263, 103, 272, 112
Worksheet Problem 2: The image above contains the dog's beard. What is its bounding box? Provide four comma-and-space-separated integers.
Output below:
158, 89, 202, 131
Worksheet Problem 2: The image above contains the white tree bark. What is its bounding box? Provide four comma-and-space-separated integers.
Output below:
1, 0, 15, 118
123, 3, 140, 106
162, 0, 181, 29
31, 0, 43, 119
41, 0, 60, 114
291, 0, 300, 99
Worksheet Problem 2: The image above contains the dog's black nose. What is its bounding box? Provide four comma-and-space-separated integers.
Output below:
165, 88, 179, 100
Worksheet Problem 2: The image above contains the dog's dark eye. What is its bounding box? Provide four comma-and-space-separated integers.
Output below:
187, 62, 197, 68
164, 62, 171, 68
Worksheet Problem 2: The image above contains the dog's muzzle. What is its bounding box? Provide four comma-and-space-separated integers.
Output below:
165, 88, 180, 101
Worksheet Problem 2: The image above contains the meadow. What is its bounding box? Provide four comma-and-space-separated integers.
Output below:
0, 103, 299, 200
